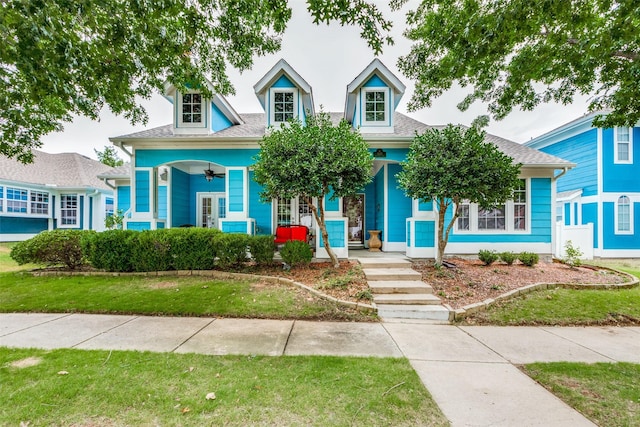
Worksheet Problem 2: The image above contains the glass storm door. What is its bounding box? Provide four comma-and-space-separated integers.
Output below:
343, 194, 365, 245
197, 193, 226, 229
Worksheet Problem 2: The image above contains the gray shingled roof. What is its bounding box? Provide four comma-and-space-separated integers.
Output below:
0, 150, 115, 190
97, 163, 131, 179
111, 112, 573, 168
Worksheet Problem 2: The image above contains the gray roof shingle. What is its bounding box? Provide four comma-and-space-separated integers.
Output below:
0, 150, 115, 190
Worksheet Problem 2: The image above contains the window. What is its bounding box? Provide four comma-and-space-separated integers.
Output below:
615, 127, 633, 163
182, 93, 202, 124
276, 197, 313, 228
276, 196, 293, 225
273, 91, 294, 123
60, 194, 78, 226
455, 180, 528, 232
364, 90, 386, 122
6, 187, 28, 213
30, 190, 49, 214
555, 202, 564, 222
617, 195, 631, 233
0, 186, 3, 212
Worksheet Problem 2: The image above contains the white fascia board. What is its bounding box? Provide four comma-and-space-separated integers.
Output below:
556, 189, 583, 202
253, 59, 313, 112
526, 112, 602, 149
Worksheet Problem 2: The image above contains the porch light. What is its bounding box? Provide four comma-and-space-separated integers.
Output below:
373, 148, 387, 158
204, 163, 225, 182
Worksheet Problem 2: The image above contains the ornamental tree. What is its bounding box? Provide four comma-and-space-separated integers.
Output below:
397, 125, 521, 265
1, 0, 392, 163
253, 112, 373, 268
95, 146, 124, 167
395, 0, 640, 128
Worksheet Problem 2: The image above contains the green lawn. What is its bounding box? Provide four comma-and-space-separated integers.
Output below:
0, 347, 448, 426
522, 362, 640, 427
464, 262, 640, 325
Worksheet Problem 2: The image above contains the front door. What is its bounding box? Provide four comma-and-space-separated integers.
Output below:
197, 193, 226, 229
343, 194, 365, 246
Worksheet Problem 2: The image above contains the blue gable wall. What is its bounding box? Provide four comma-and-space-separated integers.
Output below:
211, 103, 233, 132
539, 129, 598, 196
363, 74, 387, 88
273, 75, 295, 88
602, 127, 640, 192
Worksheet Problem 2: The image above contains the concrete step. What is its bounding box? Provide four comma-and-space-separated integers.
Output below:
373, 293, 441, 305
369, 281, 433, 294
376, 304, 451, 321
363, 268, 422, 281
357, 257, 412, 269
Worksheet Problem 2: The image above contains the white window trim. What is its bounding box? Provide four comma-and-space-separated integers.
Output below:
272, 196, 315, 230
0, 186, 51, 218
455, 179, 531, 234
614, 126, 633, 164
614, 195, 634, 235
58, 193, 80, 228
177, 91, 207, 128
361, 87, 389, 126
269, 87, 298, 126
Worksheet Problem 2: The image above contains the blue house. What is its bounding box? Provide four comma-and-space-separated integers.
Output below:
0, 150, 116, 241
106, 59, 573, 260
526, 112, 640, 258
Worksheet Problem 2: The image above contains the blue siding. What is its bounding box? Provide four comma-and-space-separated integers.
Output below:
363, 74, 387, 88
136, 149, 260, 168
249, 171, 272, 235
564, 203, 571, 226
171, 168, 191, 227
319, 220, 345, 248
158, 186, 167, 220
387, 163, 411, 242
602, 127, 640, 193
369, 148, 408, 163
374, 168, 385, 237
418, 201, 433, 211
221, 222, 248, 233
117, 186, 131, 213
272, 75, 295, 88
582, 203, 598, 249
211, 103, 233, 132
228, 170, 244, 213
603, 202, 640, 249
539, 129, 598, 196
0, 217, 48, 234
325, 190, 339, 212
127, 222, 151, 230
415, 221, 435, 247
135, 170, 150, 213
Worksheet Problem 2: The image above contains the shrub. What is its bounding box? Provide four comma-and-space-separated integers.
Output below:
499, 251, 517, 266
478, 249, 499, 266
10, 229, 91, 269
215, 233, 249, 268
518, 251, 539, 267
168, 228, 218, 270
85, 229, 137, 272
563, 240, 583, 269
280, 240, 313, 268
249, 235, 276, 265
130, 230, 173, 272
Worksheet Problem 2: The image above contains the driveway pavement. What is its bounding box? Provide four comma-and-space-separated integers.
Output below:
3, 313, 639, 426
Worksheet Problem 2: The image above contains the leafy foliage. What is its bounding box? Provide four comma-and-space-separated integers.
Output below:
104, 209, 124, 230
478, 250, 498, 266
499, 251, 517, 266
248, 235, 276, 266
395, 0, 640, 128
10, 229, 92, 270
95, 146, 124, 167
518, 252, 539, 267
1, 0, 392, 163
280, 240, 313, 268
397, 124, 521, 265
563, 240, 583, 269
84, 229, 137, 272
214, 233, 249, 269
253, 111, 373, 267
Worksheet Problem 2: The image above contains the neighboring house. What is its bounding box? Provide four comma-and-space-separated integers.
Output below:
0, 150, 116, 242
106, 59, 573, 259
526, 112, 640, 258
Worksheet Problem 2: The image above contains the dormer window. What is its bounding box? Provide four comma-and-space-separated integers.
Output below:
365, 90, 386, 122
271, 89, 297, 125
614, 126, 633, 164
178, 92, 206, 128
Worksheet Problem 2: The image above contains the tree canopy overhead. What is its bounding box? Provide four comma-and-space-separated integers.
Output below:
395, 0, 640, 128
0, 0, 392, 163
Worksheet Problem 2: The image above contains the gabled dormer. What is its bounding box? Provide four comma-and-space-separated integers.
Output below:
344, 59, 406, 133
163, 81, 243, 135
253, 59, 315, 127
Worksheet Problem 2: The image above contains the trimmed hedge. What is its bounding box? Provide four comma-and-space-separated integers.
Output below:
248, 235, 276, 265
280, 240, 313, 267
10, 229, 93, 270
215, 233, 250, 269
84, 229, 137, 272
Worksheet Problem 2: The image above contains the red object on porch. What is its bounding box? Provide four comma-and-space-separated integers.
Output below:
274, 225, 309, 244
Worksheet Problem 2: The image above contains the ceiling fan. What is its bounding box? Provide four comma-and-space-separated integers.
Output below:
204, 163, 225, 182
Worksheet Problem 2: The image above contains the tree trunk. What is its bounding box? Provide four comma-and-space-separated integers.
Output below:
307, 195, 340, 268
436, 200, 447, 266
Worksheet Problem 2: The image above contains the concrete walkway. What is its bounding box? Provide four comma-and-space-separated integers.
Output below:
2, 313, 640, 426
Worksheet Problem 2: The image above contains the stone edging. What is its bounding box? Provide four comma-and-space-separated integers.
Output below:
30, 269, 377, 314
451, 265, 639, 321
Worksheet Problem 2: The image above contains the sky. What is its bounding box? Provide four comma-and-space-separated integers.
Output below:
41, 1, 592, 160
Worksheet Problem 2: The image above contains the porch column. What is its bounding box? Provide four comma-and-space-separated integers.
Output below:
406, 199, 436, 258
220, 167, 255, 234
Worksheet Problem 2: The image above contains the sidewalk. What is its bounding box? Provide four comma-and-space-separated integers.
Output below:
2, 313, 639, 426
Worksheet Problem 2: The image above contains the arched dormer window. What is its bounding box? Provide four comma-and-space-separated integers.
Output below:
616, 195, 632, 233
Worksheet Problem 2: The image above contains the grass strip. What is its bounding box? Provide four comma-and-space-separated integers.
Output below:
522, 362, 640, 427
0, 347, 448, 426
